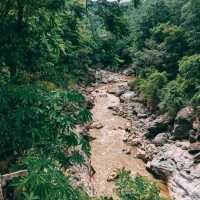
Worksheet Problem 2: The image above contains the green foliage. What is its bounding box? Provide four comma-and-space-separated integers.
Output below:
192, 90, 200, 119
135, 23, 186, 79
94, 35, 132, 70
159, 80, 186, 116
10, 152, 94, 200
181, 0, 200, 53
0, 83, 91, 163
0, 0, 93, 85
134, 0, 170, 49
128, 79, 140, 91
116, 170, 165, 200
139, 70, 167, 110
1, 0, 200, 198
128, 0, 200, 116
179, 54, 200, 89
88, 0, 133, 70
95, 0, 130, 38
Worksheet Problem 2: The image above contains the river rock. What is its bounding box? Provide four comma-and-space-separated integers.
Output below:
145, 114, 171, 139
132, 102, 148, 116
172, 106, 194, 140
147, 143, 200, 200
122, 148, 132, 155
189, 130, 199, 143
188, 142, 200, 154
89, 121, 104, 129
152, 132, 169, 146
123, 132, 130, 142
136, 148, 147, 162
120, 91, 137, 102
107, 168, 119, 182
137, 113, 148, 119
189, 120, 200, 142
128, 137, 141, 146
86, 96, 95, 109
144, 144, 158, 161
194, 152, 200, 163
107, 83, 127, 97
122, 67, 135, 76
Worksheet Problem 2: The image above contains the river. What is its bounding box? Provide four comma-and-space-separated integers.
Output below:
87, 72, 171, 199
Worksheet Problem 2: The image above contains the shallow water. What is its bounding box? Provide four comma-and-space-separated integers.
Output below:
89, 75, 171, 199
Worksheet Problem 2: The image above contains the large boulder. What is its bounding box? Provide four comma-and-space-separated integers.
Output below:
194, 152, 200, 163
152, 132, 169, 146
107, 83, 128, 97
120, 91, 137, 102
172, 106, 194, 139
189, 130, 200, 143
147, 143, 200, 200
132, 102, 148, 116
88, 121, 104, 129
86, 96, 95, 109
145, 114, 171, 139
122, 67, 136, 76
190, 120, 200, 142
188, 142, 200, 154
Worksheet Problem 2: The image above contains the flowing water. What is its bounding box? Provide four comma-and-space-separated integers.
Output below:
88, 73, 171, 199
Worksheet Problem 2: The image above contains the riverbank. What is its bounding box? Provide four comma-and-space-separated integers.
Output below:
89, 70, 200, 200
80, 70, 170, 199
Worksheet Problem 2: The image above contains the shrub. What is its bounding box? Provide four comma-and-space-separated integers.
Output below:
0, 84, 92, 164
191, 90, 200, 119
128, 78, 140, 91
10, 151, 95, 200
116, 170, 165, 200
179, 54, 200, 90
139, 70, 167, 111
159, 80, 186, 116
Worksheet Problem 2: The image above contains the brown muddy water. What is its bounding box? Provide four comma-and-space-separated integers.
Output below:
88, 74, 171, 199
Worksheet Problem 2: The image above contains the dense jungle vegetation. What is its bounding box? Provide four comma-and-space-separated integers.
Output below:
0, 0, 199, 199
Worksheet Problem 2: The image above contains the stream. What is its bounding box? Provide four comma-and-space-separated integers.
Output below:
87, 72, 171, 199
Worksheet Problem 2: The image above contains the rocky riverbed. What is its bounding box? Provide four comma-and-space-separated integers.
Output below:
74, 70, 200, 200
93, 70, 200, 200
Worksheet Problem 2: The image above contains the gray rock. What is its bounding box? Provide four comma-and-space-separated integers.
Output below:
194, 152, 200, 163
172, 106, 194, 139
123, 132, 130, 142
136, 148, 147, 162
145, 114, 171, 139
107, 83, 128, 97
120, 91, 137, 102
132, 102, 148, 115
188, 142, 200, 154
89, 121, 103, 129
137, 113, 148, 119
153, 132, 169, 146
147, 143, 200, 200
122, 67, 135, 76
86, 96, 95, 109
189, 130, 199, 143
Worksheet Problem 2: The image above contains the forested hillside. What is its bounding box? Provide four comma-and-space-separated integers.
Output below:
0, 0, 199, 200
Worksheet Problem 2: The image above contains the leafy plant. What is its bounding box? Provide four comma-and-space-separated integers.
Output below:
179, 54, 200, 90
116, 169, 165, 200
0, 83, 92, 165
159, 80, 186, 116
11, 154, 79, 200
139, 70, 167, 111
